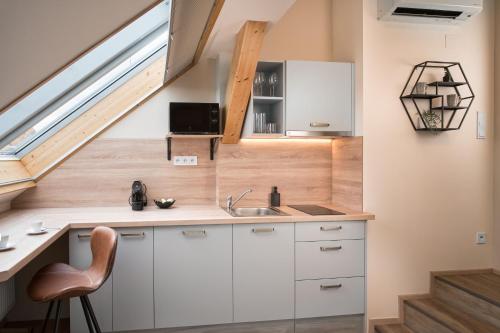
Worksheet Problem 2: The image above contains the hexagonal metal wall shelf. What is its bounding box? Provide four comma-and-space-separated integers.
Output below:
400, 61, 475, 132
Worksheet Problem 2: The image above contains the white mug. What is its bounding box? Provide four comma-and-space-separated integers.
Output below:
0, 234, 9, 248
30, 221, 43, 233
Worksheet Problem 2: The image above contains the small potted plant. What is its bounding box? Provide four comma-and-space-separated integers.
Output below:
421, 110, 441, 130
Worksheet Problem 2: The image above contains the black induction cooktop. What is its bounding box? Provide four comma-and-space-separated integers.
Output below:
288, 205, 345, 216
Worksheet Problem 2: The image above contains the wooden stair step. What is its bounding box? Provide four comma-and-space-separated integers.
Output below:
436, 272, 500, 307
405, 297, 499, 333
375, 323, 414, 333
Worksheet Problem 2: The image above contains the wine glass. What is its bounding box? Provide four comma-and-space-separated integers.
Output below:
253, 72, 265, 96
268, 73, 278, 97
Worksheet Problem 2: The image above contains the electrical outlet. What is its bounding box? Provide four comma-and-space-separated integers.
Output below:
476, 232, 487, 245
173, 156, 198, 166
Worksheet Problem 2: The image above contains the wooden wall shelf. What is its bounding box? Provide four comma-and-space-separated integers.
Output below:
165, 134, 222, 161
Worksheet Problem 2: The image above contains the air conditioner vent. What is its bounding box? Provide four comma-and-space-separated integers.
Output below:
378, 0, 483, 24
393, 7, 463, 19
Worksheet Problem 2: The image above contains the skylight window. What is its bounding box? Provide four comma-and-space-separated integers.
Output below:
0, 1, 171, 157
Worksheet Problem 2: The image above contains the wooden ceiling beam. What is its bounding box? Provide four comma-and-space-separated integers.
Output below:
222, 20, 267, 144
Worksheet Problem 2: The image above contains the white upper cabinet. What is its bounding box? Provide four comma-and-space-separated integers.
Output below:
285, 61, 354, 136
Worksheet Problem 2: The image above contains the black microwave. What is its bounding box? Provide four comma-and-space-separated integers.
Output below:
169, 102, 220, 134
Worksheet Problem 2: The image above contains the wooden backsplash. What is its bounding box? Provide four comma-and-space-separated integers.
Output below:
13, 139, 216, 208
13, 137, 362, 209
217, 140, 332, 207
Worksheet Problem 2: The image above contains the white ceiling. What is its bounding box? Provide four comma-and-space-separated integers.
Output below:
165, 0, 216, 82
202, 0, 296, 59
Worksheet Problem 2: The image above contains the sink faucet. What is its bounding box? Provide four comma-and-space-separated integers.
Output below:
227, 188, 253, 211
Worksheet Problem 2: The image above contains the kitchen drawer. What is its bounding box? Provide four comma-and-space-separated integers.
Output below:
295, 221, 364, 241
296, 240, 364, 280
295, 277, 365, 319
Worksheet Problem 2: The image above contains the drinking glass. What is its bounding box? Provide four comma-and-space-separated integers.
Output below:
253, 72, 266, 96
267, 122, 277, 134
268, 73, 279, 97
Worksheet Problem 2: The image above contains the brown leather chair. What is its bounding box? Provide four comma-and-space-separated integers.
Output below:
28, 226, 117, 333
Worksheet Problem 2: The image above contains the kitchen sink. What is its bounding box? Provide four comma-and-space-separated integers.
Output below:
226, 207, 288, 217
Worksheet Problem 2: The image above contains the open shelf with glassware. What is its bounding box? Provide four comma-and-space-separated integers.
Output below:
242, 61, 286, 138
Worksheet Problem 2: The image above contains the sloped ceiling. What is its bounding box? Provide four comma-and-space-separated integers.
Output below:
0, 0, 159, 110
165, 0, 217, 82
202, 0, 296, 59
0, 0, 220, 184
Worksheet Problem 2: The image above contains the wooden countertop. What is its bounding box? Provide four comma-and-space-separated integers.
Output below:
0, 204, 374, 283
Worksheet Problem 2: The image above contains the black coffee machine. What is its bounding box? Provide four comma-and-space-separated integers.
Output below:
129, 180, 147, 211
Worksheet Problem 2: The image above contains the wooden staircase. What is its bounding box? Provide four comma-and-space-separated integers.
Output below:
373, 269, 500, 333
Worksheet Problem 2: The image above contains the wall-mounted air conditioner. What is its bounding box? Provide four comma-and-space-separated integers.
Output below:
378, 0, 483, 24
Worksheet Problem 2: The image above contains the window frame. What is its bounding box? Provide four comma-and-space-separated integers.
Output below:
0, 1, 171, 159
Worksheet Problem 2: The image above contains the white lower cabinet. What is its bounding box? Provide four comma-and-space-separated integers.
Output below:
69, 220, 365, 332
294, 222, 366, 324
233, 223, 295, 323
112, 227, 154, 331
154, 225, 233, 328
295, 277, 365, 319
69, 229, 113, 333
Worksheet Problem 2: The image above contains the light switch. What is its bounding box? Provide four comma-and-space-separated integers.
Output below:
477, 112, 486, 139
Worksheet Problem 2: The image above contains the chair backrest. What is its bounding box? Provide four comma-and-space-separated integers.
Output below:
87, 226, 117, 287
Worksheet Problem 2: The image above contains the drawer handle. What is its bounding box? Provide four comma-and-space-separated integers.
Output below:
320, 225, 342, 231
182, 230, 207, 237
310, 122, 330, 128
77, 234, 91, 239
320, 246, 342, 252
120, 232, 145, 238
320, 284, 342, 290
252, 227, 275, 233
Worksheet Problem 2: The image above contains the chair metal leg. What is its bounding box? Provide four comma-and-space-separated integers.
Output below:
41, 301, 54, 333
53, 300, 61, 333
80, 296, 95, 333
83, 295, 102, 333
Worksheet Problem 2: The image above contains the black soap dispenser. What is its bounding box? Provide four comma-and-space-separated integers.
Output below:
270, 186, 280, 207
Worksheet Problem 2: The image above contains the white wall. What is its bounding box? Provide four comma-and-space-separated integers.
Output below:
332, 0, 363, 135
494, 2, 500, 271
259, 0, 333, 61
0, 0, 157, 109
102, 59, 217, 139
363, 0, 495, 321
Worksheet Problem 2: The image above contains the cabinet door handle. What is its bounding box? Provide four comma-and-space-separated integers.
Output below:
182, 230, 206, 237
320, 284, 342, 290
310, 122, 330, 128
77, 234, 91, 239
320, 225, 342, 231
320, 246, 342, 252
120, 232, 145, 238
252, 227, 275, 233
